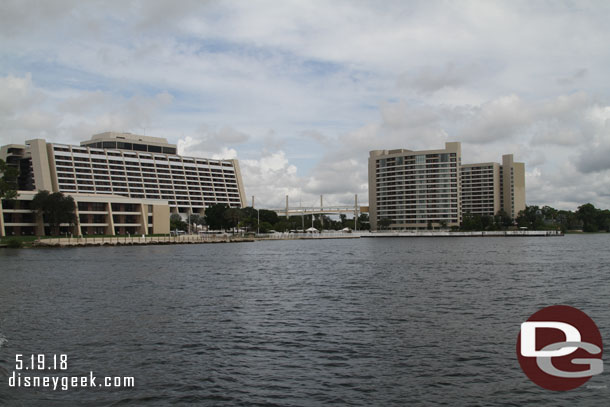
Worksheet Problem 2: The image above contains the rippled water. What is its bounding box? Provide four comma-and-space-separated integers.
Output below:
1, 235, 609, 406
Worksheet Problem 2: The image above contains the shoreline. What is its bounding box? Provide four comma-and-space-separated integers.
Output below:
363, 230, 563, 238
0, 230, 564, 248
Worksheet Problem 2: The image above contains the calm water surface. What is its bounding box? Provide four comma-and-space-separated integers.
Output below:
0, 235, 609, 406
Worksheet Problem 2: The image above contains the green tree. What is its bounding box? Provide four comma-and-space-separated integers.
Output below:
31, 190, 76, 236
557, 209, 581, 232
481, 215, 494, 230
258, 221, 274, 233
237, 207, 280, 233
339, 214, 347, 228
259, 209, 279, 225
461, 213, 482, 231
186, 214, 205, 231
541, 205, 558, 223
170, 213, 187, 231
516, 206, 544, 230
0, 159, 18, 200
224, 208, 242, 232
357, 213, 370, 230
495, 210, 512, 228
205, 203, 230, 230
378, 217, 393, 230
577, 203, 600, 232
273, 219, 291, 232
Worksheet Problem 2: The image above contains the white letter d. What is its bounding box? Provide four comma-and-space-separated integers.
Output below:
521, 322, 581, 357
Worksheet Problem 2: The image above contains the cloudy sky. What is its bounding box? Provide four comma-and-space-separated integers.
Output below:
2, 0, 610, 210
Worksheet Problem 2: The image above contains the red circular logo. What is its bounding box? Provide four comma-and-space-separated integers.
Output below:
516, 305, 603, 391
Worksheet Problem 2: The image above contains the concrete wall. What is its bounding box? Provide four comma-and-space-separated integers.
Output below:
152, 204, 170, 234
232, 159, 247, 208
513, 162, 526, 217
27, 139, 54, 192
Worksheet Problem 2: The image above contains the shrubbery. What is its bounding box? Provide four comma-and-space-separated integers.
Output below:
5, 238, 23, 248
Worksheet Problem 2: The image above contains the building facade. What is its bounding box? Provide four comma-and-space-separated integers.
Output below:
368, 142, 526, 231
460, 154, 525, 219
460, 162, 501, 216
1, 132, 247, 237
500, 154, 526, 219
1, 191, 169, 237
368, 142, 462, 231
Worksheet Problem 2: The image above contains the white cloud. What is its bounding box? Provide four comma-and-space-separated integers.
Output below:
398, 62, 483, 94
177, 125, 249, 155
240, 150, 302, 208
0, 73, 44, 117
177, 136, 238, 160
3, 2, 610, 210
0, 73, 174, 144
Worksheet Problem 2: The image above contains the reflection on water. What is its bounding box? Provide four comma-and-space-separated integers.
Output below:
0, 235, 609, 405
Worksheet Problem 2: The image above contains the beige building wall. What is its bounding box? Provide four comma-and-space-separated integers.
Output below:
1, 191, 170, 237
501, 154, 526, 219
105, 202, 115, 235
27, 139, 54, 192
512, 162, 526, 217
152, 204, 170, 234
46, 143, 60, 192
231, 159, 247, 208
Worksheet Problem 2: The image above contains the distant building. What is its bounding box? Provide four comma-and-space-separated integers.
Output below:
1, 132, 247, 237
460, 162, 501, 217
368, 142, 525, 230
368, 142, 462, 231
461, 154, 525, 219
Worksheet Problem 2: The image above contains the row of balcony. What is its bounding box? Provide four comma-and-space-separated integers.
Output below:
54, 148, 234, 168
57, 166, 235, 177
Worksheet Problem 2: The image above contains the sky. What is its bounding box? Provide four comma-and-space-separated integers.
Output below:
2, 0, 610, 210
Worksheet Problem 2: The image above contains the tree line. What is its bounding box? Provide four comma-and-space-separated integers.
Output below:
515, 203, 610, 232
172, 203, 370, 233
459, 204, 610, 232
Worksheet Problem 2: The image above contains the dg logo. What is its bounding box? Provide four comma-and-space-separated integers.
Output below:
516, 305, 603, 391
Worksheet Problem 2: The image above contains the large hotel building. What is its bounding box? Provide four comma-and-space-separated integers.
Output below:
1, 132, 246, 237
368, 142, 525, 230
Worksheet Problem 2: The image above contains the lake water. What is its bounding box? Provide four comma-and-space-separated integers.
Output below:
0, 235, 609, 406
